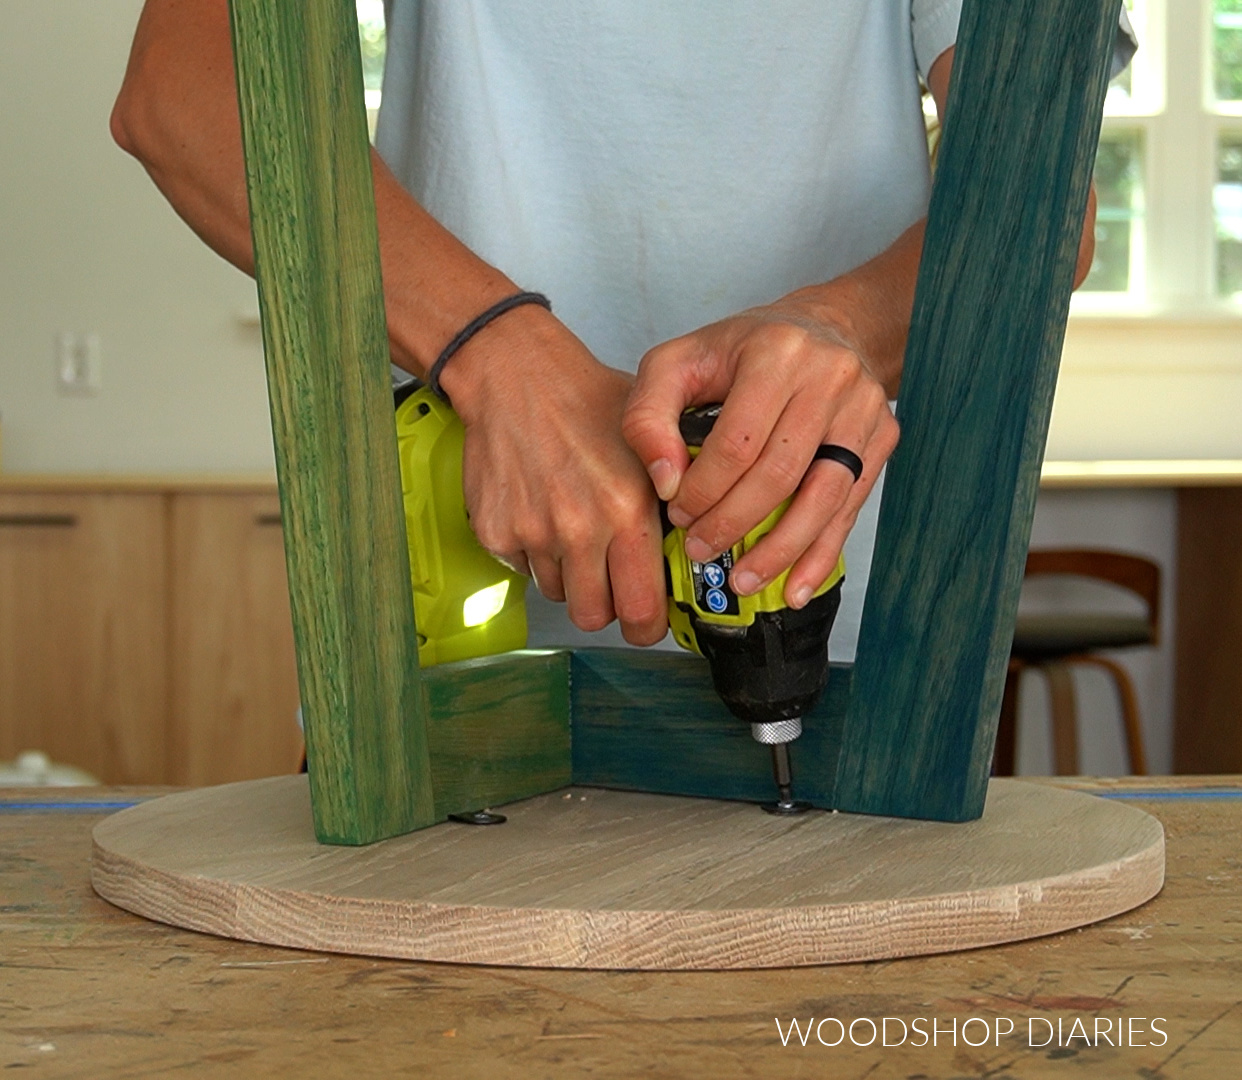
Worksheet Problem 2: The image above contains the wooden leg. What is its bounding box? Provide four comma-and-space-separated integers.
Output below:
1070, 655, 1149, 775
1043, 664, 1079, 776
831, 0, 1120, 822
229, 0, 436, 843
993, 660, 1023, 777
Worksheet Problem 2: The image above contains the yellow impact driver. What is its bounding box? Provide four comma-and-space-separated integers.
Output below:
664, 404, 846, 814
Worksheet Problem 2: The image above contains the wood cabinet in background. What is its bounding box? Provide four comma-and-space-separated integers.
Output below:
0, 479, 301, 786
170, 493, 301, 785
0, 492, 168, 784
1174, 488, 1242, 773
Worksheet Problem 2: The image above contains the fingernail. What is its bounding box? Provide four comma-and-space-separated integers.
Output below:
733, 570, 761, 595
684, 536, 713, 563
789, 585, 813, 609
667, 505, 693, 529
648, 458, 679, 501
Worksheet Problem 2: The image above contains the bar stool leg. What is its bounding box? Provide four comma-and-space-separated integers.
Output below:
1042, 663, 1079, 775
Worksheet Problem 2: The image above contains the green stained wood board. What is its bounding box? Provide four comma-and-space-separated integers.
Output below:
229, 0, 432, 843
424, 652, 571, 818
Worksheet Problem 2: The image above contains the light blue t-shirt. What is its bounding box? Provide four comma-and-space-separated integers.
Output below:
376, 2, 1134, 658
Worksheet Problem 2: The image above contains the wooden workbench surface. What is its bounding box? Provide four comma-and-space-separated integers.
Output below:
3, 778, 1239, 1078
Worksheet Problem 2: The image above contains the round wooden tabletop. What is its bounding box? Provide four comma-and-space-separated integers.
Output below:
91, 776, 1164, 970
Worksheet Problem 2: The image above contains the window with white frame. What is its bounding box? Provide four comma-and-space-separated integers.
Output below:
1079, 0, 1242, 309
1218, 0, 1242, 296
357, 0, 386, 139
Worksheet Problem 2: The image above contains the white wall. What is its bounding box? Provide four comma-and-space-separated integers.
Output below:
1050, 319, 1242, 460
0, 0, 272, 476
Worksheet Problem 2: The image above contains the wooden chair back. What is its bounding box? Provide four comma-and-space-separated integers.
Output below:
1024, 549, 1161, 644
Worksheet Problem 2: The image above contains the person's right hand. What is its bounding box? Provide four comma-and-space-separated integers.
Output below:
439, 304, 668, 646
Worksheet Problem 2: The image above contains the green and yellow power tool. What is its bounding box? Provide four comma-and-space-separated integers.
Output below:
394, 382, 528, 667
664, 405, 845, 814
394, 389, 843, 814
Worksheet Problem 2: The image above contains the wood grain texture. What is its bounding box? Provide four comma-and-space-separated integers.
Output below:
91, 777, 1163, 971
1174, 488, 1242, 773
422, 651, 571, 817
838, 0, 1122, 822
0, 493, 167, 784
168, 494, 302, 786
569, 648, 848, 805
2, 780, 1227, 1078
228, 0, 432, 842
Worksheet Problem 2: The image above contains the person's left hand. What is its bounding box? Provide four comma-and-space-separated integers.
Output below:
622, 298, 899, 610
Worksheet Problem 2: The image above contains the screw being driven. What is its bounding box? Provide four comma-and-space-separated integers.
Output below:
762, 742, 811, 815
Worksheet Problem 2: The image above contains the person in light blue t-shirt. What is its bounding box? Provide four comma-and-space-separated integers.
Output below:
112, 1, 1131, 659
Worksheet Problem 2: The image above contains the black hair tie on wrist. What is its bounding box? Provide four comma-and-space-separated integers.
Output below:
813, 443, 864, 483
427, 291, 552, 407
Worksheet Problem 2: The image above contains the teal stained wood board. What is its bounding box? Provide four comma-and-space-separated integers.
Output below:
569, 649, 850, 807
229, 0, 433, 843
835, 0, 1123, 822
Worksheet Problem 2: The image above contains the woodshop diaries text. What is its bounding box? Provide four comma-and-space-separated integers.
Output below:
775, 1016, 1169, 1049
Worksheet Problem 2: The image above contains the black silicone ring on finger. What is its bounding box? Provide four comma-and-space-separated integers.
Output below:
812, 443, 864, 483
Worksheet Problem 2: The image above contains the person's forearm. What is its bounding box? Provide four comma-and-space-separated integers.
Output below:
111, 0, 516, 379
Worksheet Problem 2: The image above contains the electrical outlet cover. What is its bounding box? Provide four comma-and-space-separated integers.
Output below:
56, 332, 102, 395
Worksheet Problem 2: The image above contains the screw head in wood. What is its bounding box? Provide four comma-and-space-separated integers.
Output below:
448, 810, 507, 825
